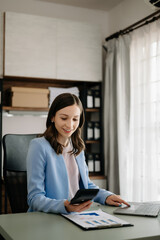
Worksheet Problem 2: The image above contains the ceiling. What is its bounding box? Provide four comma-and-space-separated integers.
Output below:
40, 0, 124, 11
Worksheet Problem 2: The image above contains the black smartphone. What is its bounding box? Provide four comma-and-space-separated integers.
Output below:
70, 189, 99, 204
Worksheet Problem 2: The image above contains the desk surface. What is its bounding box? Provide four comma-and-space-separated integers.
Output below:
0, 203, 160, 240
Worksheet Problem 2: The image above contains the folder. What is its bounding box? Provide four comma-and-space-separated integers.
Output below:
62, 209, 133, 230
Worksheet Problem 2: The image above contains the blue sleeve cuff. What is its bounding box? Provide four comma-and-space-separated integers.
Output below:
94, 189, 114, 205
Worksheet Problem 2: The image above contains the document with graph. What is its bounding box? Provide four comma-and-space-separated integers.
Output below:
62, 209, 133, 230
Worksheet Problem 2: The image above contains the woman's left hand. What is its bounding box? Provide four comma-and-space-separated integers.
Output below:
105, 194, 130, 207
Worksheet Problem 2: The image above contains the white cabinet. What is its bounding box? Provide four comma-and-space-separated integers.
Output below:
4, 12, 102, 82
0, 12, 3, 78
4, 12, 57, 79
57, 20, 102, 81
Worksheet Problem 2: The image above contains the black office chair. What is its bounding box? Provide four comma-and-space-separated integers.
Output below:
2, 133, 38, 213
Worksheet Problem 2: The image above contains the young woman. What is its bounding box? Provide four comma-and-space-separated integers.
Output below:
27, 93, 129, 214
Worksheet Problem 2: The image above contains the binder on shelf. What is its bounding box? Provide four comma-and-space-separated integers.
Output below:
86, 153, 94, 172
94, 122, 100, 140
94, 90, 101, 108
86, 90, 94, 108
86, 122, 94, 140
94, 153, 101, 172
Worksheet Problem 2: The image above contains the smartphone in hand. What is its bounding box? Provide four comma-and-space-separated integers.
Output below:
70, 189, 99, 204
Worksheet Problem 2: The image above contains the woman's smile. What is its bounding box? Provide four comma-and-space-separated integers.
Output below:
63, 128, 73, 133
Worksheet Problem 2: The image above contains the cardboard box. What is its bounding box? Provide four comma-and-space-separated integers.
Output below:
9, 87, 49, 108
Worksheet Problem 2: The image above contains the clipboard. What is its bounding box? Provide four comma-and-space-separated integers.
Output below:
62, 209, 133, 230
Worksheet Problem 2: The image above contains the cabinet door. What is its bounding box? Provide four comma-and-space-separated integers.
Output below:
4, 12, 57, 79
57, 20, 102, 82
0, 12, 3, 78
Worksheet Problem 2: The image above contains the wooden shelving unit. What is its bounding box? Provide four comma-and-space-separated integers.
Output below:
80, 82, 104, 176
85, 140, 100, 144
2, 106, 49, 112
2, 79, 105, 176
85, 108, 100, 112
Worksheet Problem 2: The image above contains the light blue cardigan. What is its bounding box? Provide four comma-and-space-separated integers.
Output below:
27, 137, 113, 214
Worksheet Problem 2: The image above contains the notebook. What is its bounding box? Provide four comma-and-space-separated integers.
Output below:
62, 209, 133, 230
113, 202, 160, 217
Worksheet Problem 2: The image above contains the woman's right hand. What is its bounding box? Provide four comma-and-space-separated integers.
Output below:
64, 200, 93, 213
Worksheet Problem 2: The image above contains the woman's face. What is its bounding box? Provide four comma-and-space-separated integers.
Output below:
52, 104, 81, 143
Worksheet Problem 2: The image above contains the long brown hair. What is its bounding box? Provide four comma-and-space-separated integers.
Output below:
42, 93, 85, 156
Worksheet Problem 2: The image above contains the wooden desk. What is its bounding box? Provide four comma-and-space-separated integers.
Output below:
0, 203, 160, 240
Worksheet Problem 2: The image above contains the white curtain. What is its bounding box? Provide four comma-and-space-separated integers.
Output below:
105, 20, 160, 202
104, 36, 130, 194
125, 21, 160, 202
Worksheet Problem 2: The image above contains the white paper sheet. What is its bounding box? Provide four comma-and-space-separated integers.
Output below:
62, 209, 133, 230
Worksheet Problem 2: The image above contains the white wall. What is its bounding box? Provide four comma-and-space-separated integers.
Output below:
2, 112, 47, 135
104, 0, 155, 40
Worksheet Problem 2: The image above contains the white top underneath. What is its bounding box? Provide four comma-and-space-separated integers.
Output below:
62, 142, 80, 199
